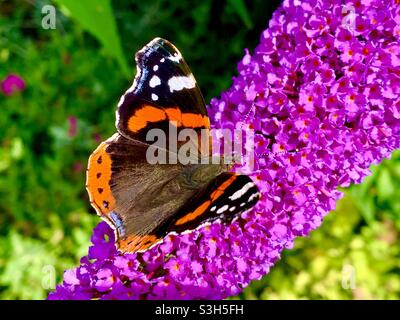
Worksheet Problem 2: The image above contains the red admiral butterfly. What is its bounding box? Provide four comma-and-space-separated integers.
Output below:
86, 38, 260, 252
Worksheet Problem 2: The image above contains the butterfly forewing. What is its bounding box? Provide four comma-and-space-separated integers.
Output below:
116, 38, 210, 145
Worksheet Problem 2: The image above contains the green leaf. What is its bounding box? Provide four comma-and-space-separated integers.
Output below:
359, 198, 376, 224
10, 137, 24, 160
53, 0, 130, 78
376, 168, 395, 201
227, 0, 253, 29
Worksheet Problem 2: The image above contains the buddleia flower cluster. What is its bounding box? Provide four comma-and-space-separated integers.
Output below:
49, 0, 400, 300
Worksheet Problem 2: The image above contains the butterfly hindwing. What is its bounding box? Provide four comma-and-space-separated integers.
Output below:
117, 173, 260, 253
166, 173, 261, 233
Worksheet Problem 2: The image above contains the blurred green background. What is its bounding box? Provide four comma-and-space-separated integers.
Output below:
0, 0, 399, 300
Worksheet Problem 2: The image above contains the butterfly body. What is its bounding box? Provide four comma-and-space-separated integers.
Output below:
86, 38, 260, 252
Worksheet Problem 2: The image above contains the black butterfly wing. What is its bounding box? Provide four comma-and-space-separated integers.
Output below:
116, 38, 210, 145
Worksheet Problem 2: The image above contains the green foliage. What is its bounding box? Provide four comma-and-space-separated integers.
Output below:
227, 0, 253, 29
0, 213, 94, 299
0, 0, 398, 300
53, 0, 130, 77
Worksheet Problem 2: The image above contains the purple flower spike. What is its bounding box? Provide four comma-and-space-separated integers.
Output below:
1, 74, 25, 96
49, 0, 400, 300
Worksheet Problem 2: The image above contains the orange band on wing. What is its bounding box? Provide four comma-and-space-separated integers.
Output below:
118, 234, 160, 253
165, 107, 183, 126
128, 105, 167, 132
127, 105, 210, 134
86, 142, 116, 215
175, 175, 237, 226
209, 175, 236, 200
182, 113, 209, 128
175, 200, 211, 226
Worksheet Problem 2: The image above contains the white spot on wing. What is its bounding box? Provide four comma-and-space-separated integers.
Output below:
210, 206, 216, 212
229, 206, 236, 212
168, 52, 182, 63
248, 192, 260, 203
153, 65, 159, 71
229, 182, 255, 201
216, 205, 229, 214
160, 58, 165, 63
240, 203, 245, 207
151, 93, 158, 101
149, 75, 161, 88
168, 75, 196, 92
